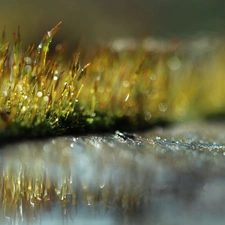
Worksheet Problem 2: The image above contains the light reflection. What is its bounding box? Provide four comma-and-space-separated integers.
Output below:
0, 136, 151, 224
1, 126, 225, 224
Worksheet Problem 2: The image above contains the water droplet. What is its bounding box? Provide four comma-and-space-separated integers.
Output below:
24, 65, 32, 73
24, 57, 32, 65
123, 80, 130, 87
44, 96, 49, 102
125, 93, 129, 102
158, 102, 167, 112
150, 74, 156, 80
21, 106, 26, 112
144, 111, 152, 121
98, 86, 104, 93
37, 92, 43, 98
167, 56, 181, 70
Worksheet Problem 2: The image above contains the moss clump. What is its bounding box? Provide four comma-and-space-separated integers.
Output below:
0, 23, 225, 141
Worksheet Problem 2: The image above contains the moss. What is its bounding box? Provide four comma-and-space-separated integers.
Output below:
0, 23, 225, 141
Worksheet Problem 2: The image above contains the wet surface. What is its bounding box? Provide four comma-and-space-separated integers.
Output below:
1, 121, 225, 224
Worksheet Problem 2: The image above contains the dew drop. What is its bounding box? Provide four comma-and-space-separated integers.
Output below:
98, 86, 104, 93
24, 65, 32, 73
150, 74, 156, 80
125, 93, 130, 101
21, 106, 26, 112
123, 80, 130, 87
159, 102, 167, 112
144, 111, 152, 121
43, 96, 49, 102
167, 56, 181, 70
24, 57, 32, 65
37, 92, 43, 98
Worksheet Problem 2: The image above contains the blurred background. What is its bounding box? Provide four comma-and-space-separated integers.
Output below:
1, 0, 225, 49
1, 2, 225, 225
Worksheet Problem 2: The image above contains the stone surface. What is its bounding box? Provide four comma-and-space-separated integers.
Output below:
1, 121, 225, 224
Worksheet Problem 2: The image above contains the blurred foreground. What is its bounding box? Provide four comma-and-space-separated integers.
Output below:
1, 121, 225, 224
